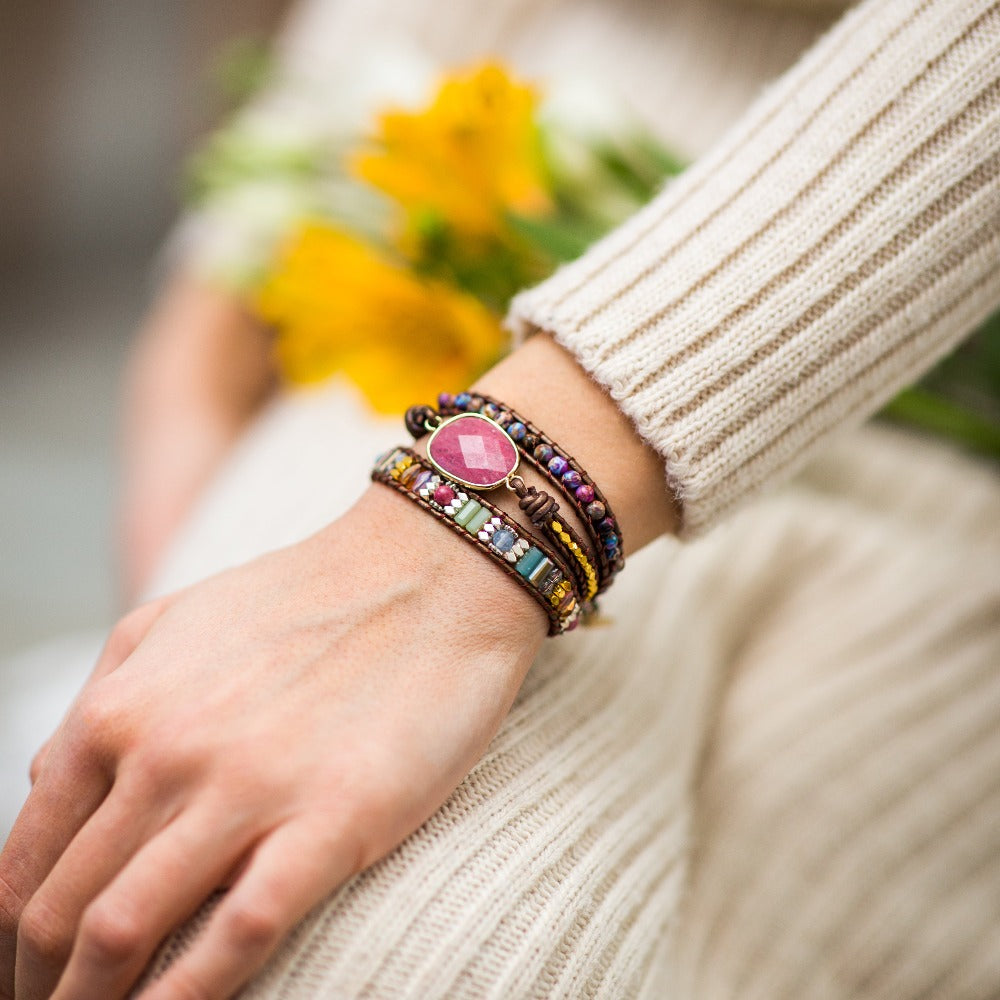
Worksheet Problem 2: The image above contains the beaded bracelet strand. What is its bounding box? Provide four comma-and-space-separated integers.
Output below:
438, 392, 623, 587
400, 404, 599, 604
407, 393, 624, 593
372, 447, 582, 634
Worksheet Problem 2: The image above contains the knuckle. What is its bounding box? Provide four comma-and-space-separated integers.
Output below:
28, 747, 46, 784
225, 900, 282, 951
103, 619, 137, 666
107, 597, 168, 657
128, 743, 171, 784
161, 964, 213, 1000
72, 692, 116, 742
70, 688, 134, 760
127, 737, 199, 792
17, 896, 72, 966
108, 604, 151, 652
79, 899, 143, 964
0, 871, 24, 937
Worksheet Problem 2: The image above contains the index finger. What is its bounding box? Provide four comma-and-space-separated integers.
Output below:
0, 744, 111, 999
1, 598, 170, 998
27, 599, 167, 790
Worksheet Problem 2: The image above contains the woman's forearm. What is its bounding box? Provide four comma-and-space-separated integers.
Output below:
119, 274, 276, 599
474, 334, 679, 553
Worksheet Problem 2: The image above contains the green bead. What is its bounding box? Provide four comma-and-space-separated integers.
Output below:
465, 507, 492, 535
453, 499, 482, 527
515, 546, 545, 579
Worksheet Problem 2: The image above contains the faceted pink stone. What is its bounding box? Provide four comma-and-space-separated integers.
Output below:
428, 414, 518, 489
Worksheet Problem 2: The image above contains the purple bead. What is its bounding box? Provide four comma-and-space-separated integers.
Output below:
534, 443, 554, 464
438, 392, 454, 408
411, 469, 433, 492
454, 392, 472, 410
548, 455, 569, 477
561, 470, 583, 490
598, 516, 615, 532
586, 501, 607, 521
523, 433, 538, 451
575, 484, 595, 504
507, 421, 527, 441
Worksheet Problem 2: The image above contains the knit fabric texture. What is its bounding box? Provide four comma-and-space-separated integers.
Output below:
509, 0, 1000, 535
138, 397, 1000, 999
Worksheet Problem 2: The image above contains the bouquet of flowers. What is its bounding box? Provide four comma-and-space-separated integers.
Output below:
184, 50, 1000, 456
183, 58, 682, 414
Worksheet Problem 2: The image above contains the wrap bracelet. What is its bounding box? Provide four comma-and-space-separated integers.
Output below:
400, 404, 599, 604
407, 392, 624, 593
372, 447, 582, 635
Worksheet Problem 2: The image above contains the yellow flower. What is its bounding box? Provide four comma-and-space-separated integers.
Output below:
352, 62, 551, 247
256, 223, 508, 413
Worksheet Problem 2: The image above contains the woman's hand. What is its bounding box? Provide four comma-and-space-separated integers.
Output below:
120, 274, 276, 602
0, 485, 546, 1000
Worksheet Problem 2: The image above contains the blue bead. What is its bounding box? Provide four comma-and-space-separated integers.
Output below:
548, 455, 569, 477
604, 533, 619, 549
454, 392, 472, 410
491, 528, 516, 552
507, 421, 527, 441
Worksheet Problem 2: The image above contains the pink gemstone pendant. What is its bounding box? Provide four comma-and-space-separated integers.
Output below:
426, 413, 519, 490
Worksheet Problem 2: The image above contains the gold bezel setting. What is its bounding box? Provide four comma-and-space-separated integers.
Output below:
425, 412, 520, 491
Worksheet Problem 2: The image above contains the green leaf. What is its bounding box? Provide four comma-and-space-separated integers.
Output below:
505, 212, 606, 263
879, 386, 1000, 459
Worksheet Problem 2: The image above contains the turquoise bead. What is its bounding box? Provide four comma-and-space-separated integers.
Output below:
515, 547, 545, 579
453, 499, 482, 527
465, 507, 492, 535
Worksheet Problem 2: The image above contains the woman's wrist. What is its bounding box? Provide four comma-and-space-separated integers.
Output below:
325, 483, 551, 651
472, 334, 679, 553
345, 337, 677, 645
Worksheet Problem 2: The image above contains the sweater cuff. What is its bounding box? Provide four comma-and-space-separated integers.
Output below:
508, 0, 1000, 537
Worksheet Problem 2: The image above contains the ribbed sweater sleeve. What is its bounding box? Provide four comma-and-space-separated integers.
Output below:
508, 0, 1000, 537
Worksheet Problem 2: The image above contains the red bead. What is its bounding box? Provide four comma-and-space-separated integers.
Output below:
433, 484, 456, 505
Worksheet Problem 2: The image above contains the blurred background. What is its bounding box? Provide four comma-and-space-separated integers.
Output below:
1, 1, 287, 661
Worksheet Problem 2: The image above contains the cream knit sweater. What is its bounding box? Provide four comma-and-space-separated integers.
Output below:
509, 0, 1000, 534
124, 0, 1000, 996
